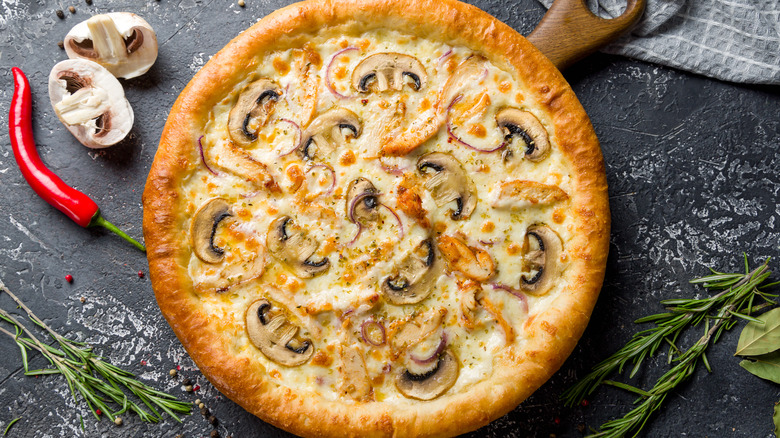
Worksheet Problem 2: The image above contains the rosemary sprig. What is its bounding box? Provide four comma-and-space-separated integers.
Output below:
3, 417, 20, 436
0, 280, 191, 424
562, 257, 778, 437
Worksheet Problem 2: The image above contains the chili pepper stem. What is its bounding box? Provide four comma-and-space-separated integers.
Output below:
90, 214, 146, 252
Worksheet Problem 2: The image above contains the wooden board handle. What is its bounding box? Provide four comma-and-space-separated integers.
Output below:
527, 0, 646, 70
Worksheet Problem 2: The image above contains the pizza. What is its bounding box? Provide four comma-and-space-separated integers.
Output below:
142, 0, 610, 436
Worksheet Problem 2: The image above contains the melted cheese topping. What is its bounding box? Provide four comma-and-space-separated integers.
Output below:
183, 29, 577, 405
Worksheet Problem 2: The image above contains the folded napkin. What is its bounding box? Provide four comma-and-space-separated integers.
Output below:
536, 0, 780, 84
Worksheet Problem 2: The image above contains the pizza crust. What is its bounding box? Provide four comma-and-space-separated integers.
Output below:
143, 0, 610, 436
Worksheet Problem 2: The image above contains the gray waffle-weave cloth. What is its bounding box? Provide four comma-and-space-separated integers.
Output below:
537, 0, 780, 84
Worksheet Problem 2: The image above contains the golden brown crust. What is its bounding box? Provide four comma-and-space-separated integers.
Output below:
143, 0, 610, 436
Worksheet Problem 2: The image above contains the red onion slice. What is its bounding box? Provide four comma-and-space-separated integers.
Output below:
380, 203, 404, 241
491, 283, 529, 313
348, 222, 363, 246
277, 118, 302, 156
325, 47, 358, 99
378, 156, 409, 176
446, 96, 505, 153
437, 48, 453, 64
197, 136, 219, 176
410, 332, 448, 365
306, 164, 336, 196
361, 319, 386, 346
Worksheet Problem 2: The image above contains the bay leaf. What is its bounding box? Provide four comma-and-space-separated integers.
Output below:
739, 350, 780, 384
736, 307, 780, 357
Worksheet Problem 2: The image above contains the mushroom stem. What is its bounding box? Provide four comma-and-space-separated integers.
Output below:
86, 15, 129, 65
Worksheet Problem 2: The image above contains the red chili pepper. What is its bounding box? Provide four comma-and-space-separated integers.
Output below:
9, 67, 145, 252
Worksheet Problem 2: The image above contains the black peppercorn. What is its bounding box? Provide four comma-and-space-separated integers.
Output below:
85, 0, 92, 4
56, 9, 65, 18
57, 41, 64, 49
210, 431, 220, 438
182, 377, 192, 385
208, 415, 218, 426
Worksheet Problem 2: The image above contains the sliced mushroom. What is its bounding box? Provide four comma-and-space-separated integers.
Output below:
266, 216, 330, 278
396, 349, 459, 400
246, 299, 314, 367
497, 108, 551, 163
64, 13, 158, 79
381, 239, 441, 305
521, 225, 564, 296
352, 52, 427, 93
491, 180, 569, 210
190, 198, 233, 264
338, 344, 372, 400
417, 152, 477, 220
48, 59, 133, 149
437, 235, 496, 281
345, 178, 380, 225
228, 79, 283, 147
300, 108, 361, 160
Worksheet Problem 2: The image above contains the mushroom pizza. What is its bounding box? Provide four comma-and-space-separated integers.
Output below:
143, 0, 610, 436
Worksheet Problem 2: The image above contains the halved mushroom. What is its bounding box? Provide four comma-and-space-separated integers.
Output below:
352, 52, 427, 93
521, 225, 564, 296
497, 108, 551, 163
190, 198, 233, 264
300, 108, 361, 160
246, 299, 314, 367
417, 152, 477, 220
64, 13, 158, 79
381, 239, 441, 305
438, 235, 496, 281
266, 216, 330, 278
491, 180, 569, 210
48, 59, 133, 149
396, 349, 459, 400
228, 79, 283, 147
345, 178, 380, 225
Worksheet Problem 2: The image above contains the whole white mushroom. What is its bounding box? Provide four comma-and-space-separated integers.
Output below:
49, 59, 134, 149
64, 12, 158, 79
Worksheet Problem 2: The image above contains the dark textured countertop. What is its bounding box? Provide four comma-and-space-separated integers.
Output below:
1, 0, 779, 437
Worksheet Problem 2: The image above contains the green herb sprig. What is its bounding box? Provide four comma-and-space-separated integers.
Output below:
562, 257, 778, 437
0, 280, 191, 424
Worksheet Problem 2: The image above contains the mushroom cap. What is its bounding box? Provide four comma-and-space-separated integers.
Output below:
520, 224, 564, 296
48, 59, 134, 149
396, 349, 459, 400
496, 107, 551, 163
351, 52, 428, 93
189, 198, 233, 264
64, 12, 158, 79
381, 239, 441, 305
301, 107, 362, 159
246, 299, 314, 367
228, 78, 282, 147
345, 177, 380, 225
266, 216, 330, 278
417, 152, 477, 220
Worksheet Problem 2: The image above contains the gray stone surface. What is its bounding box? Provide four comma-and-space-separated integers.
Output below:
0, 0, 778, 437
